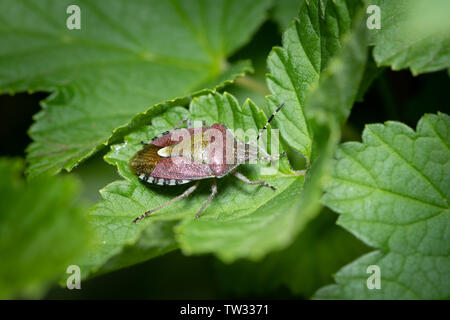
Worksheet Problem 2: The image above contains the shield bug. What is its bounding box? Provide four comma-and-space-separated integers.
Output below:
129, 103, 286, 223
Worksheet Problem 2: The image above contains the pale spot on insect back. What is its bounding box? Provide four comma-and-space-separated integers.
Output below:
157, 146, 173, 157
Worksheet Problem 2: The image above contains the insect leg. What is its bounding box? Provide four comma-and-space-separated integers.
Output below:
195, 179, 217, 218
233, 171, 276, 191
133, 181, 200, 223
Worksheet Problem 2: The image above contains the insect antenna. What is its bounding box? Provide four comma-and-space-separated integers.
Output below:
256, 102, 285, 142
246, 102, 287, 163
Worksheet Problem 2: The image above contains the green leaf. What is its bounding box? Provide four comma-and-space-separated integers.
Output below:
315, 112, 450, 299
226, 22, 275, 117
265, 0, 366, 160
0, 158, 90, 298
68, 153, 120, 204
0, 0, 272, 177
304, 12, 368, 126
214, 209, 370, 298
369, 0, 450, 75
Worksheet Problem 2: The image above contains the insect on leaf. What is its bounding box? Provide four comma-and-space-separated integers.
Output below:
76, 0, 371, 278
75, 92, 308, 277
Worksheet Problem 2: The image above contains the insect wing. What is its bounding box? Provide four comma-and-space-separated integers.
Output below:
150, 127, 208, 147
151, 156, 214, 181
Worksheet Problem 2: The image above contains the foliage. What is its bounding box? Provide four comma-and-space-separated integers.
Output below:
369, 0, 450, 75
215, 209, 370, 298
0, 0, 270, 177
73, 0, 370, 279
0, 158, 90, 299
315, 113, 449, 299
0, 0, 448, 299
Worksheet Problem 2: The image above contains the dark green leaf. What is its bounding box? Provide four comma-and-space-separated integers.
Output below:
214, 209, 370, 298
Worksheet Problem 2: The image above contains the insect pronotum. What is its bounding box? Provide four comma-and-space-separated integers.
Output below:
129, 103, 286, 223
